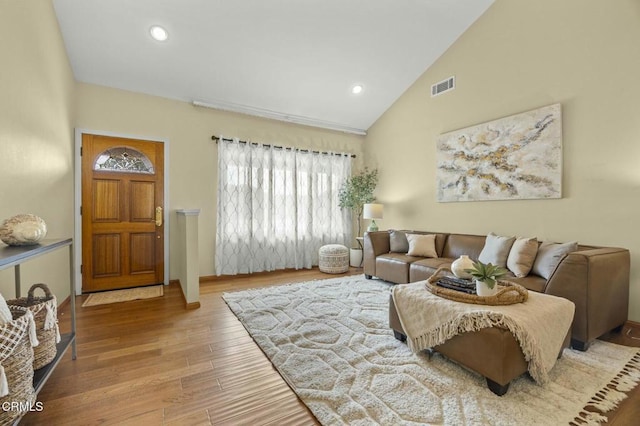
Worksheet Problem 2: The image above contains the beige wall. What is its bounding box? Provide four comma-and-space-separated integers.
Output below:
5, 0, 636, 323
75, 83, 364, 279
0, 0, 363, 294
0, 0, 76, 302
365, 0, 640, 321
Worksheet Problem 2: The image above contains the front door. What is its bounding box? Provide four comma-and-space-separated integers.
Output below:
81, 133, 164, 292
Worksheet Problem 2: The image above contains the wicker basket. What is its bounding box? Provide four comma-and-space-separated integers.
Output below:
7, 283, 60, 370
0, 306, 38, 425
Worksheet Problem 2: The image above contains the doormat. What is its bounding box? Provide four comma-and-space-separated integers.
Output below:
82, 285, 164, 307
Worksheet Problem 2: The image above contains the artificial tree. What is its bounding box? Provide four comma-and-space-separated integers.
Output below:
338, 167, 378, 239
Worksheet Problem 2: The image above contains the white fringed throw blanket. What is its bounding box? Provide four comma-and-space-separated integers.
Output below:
392, 281, 575, 384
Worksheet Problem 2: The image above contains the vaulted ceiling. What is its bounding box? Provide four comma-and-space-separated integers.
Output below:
53, 0, 494, 134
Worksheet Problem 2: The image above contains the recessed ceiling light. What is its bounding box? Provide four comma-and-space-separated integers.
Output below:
149, 25, 168, 41
351, 84, 364, 95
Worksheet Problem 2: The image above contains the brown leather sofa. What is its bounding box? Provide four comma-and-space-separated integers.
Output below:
364, 230, 630, 351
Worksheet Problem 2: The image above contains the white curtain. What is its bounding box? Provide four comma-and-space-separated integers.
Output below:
215, 139, 352, 275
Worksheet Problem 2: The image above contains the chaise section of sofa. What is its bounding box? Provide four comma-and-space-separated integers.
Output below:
363, 230, 630, 351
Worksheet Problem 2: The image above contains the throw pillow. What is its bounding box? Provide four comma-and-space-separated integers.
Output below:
406, 234, 438, 258
532, 241, 578, 280
389, 230, 409, 253
478, 232, 516, 267
0, 293, 12, 325
507, 237, 538, 277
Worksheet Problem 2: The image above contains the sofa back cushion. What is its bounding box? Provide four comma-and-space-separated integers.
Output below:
441, 234, 486, 260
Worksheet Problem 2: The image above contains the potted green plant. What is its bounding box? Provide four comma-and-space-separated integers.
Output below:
465, 261, 508, 297
338, 168, 378, 266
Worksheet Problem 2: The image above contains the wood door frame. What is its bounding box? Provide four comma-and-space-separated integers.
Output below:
73, 128, 170, 295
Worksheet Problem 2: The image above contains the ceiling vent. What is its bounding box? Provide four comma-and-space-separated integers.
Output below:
431, 76, 455, 97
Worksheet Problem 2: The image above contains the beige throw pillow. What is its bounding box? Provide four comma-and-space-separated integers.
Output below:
507, 237, 538, 277
478, 232, 516, 267
406, 234, 438, 258
532, 241, 578, 280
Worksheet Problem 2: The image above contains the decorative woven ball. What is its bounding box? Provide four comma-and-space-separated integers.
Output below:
0, 214, 47, 246
319, 244, 349, 274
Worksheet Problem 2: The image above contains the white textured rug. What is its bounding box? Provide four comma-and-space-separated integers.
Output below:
223, 276, 640, 425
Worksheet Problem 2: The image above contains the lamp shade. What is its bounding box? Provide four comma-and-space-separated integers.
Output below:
363, 203, 384, 220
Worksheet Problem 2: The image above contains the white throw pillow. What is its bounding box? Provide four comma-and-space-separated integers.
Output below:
507, 237, 538, 277
0, 293, 12, 325
478, 232, 516, 267
532, 241, 578, 280
406, 234, 438, 258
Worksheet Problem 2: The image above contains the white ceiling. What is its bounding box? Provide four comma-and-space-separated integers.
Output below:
53, 0, 494, 135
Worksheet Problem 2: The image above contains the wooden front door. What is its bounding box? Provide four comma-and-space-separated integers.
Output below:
81, 134, 164, 292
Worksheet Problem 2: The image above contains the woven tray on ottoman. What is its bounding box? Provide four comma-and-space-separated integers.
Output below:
0, 306, 38, 425
426, 267, 528, 306
7, 283, 60, 370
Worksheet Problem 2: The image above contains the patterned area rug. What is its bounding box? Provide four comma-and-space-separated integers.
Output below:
82, 285, 164, 307
223, 276, 640, 425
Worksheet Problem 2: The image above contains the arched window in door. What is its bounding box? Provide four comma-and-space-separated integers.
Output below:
93, 146, 155, 174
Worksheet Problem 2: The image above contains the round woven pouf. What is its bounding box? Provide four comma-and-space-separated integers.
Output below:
319, 244, 349, 274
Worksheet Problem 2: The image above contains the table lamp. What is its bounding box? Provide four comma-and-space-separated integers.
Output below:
363, 203, 383, 232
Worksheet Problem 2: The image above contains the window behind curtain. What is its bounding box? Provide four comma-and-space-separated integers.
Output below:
215, 139, 352, 275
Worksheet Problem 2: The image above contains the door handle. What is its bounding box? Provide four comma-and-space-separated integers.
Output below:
155, 206, 163, 227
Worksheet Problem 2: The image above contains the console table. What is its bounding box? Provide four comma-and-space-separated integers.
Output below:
0, 238, 77, 397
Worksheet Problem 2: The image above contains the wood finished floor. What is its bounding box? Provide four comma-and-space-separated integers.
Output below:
21, 268, 640, 425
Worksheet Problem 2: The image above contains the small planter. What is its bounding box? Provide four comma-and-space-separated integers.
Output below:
467, 261, 507, 298
475, 279, 498, 297
350, 248, 363, 267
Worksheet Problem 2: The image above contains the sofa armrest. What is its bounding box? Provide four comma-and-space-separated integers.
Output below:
364, 231, 390, 277
544, 248, 630, 348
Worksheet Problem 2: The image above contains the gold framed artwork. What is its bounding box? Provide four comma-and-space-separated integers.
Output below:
436, 103, 562, 202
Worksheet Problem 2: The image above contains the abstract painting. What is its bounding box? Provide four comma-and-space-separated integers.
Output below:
436, 103, 562, 202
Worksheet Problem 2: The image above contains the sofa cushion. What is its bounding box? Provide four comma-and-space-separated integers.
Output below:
389, 230, 409, 253
504, 275, 547, 293
478, 232, 516, 267
376, 253, 423, 284
407, 234, 438, 258
410, 258, 454, 282
532, 241, 578, 280
507, 237, 538, 277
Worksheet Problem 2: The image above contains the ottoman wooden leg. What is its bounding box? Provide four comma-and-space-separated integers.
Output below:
571, 339, 591, 352
486, 378, 510, 396
393, 330, 407, 342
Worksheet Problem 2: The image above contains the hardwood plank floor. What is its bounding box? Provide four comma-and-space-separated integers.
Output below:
21, 269, 640, 425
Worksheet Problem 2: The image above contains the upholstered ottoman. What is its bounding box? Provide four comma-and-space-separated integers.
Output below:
389, 293, 571, 395
319, 244, 349, 274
